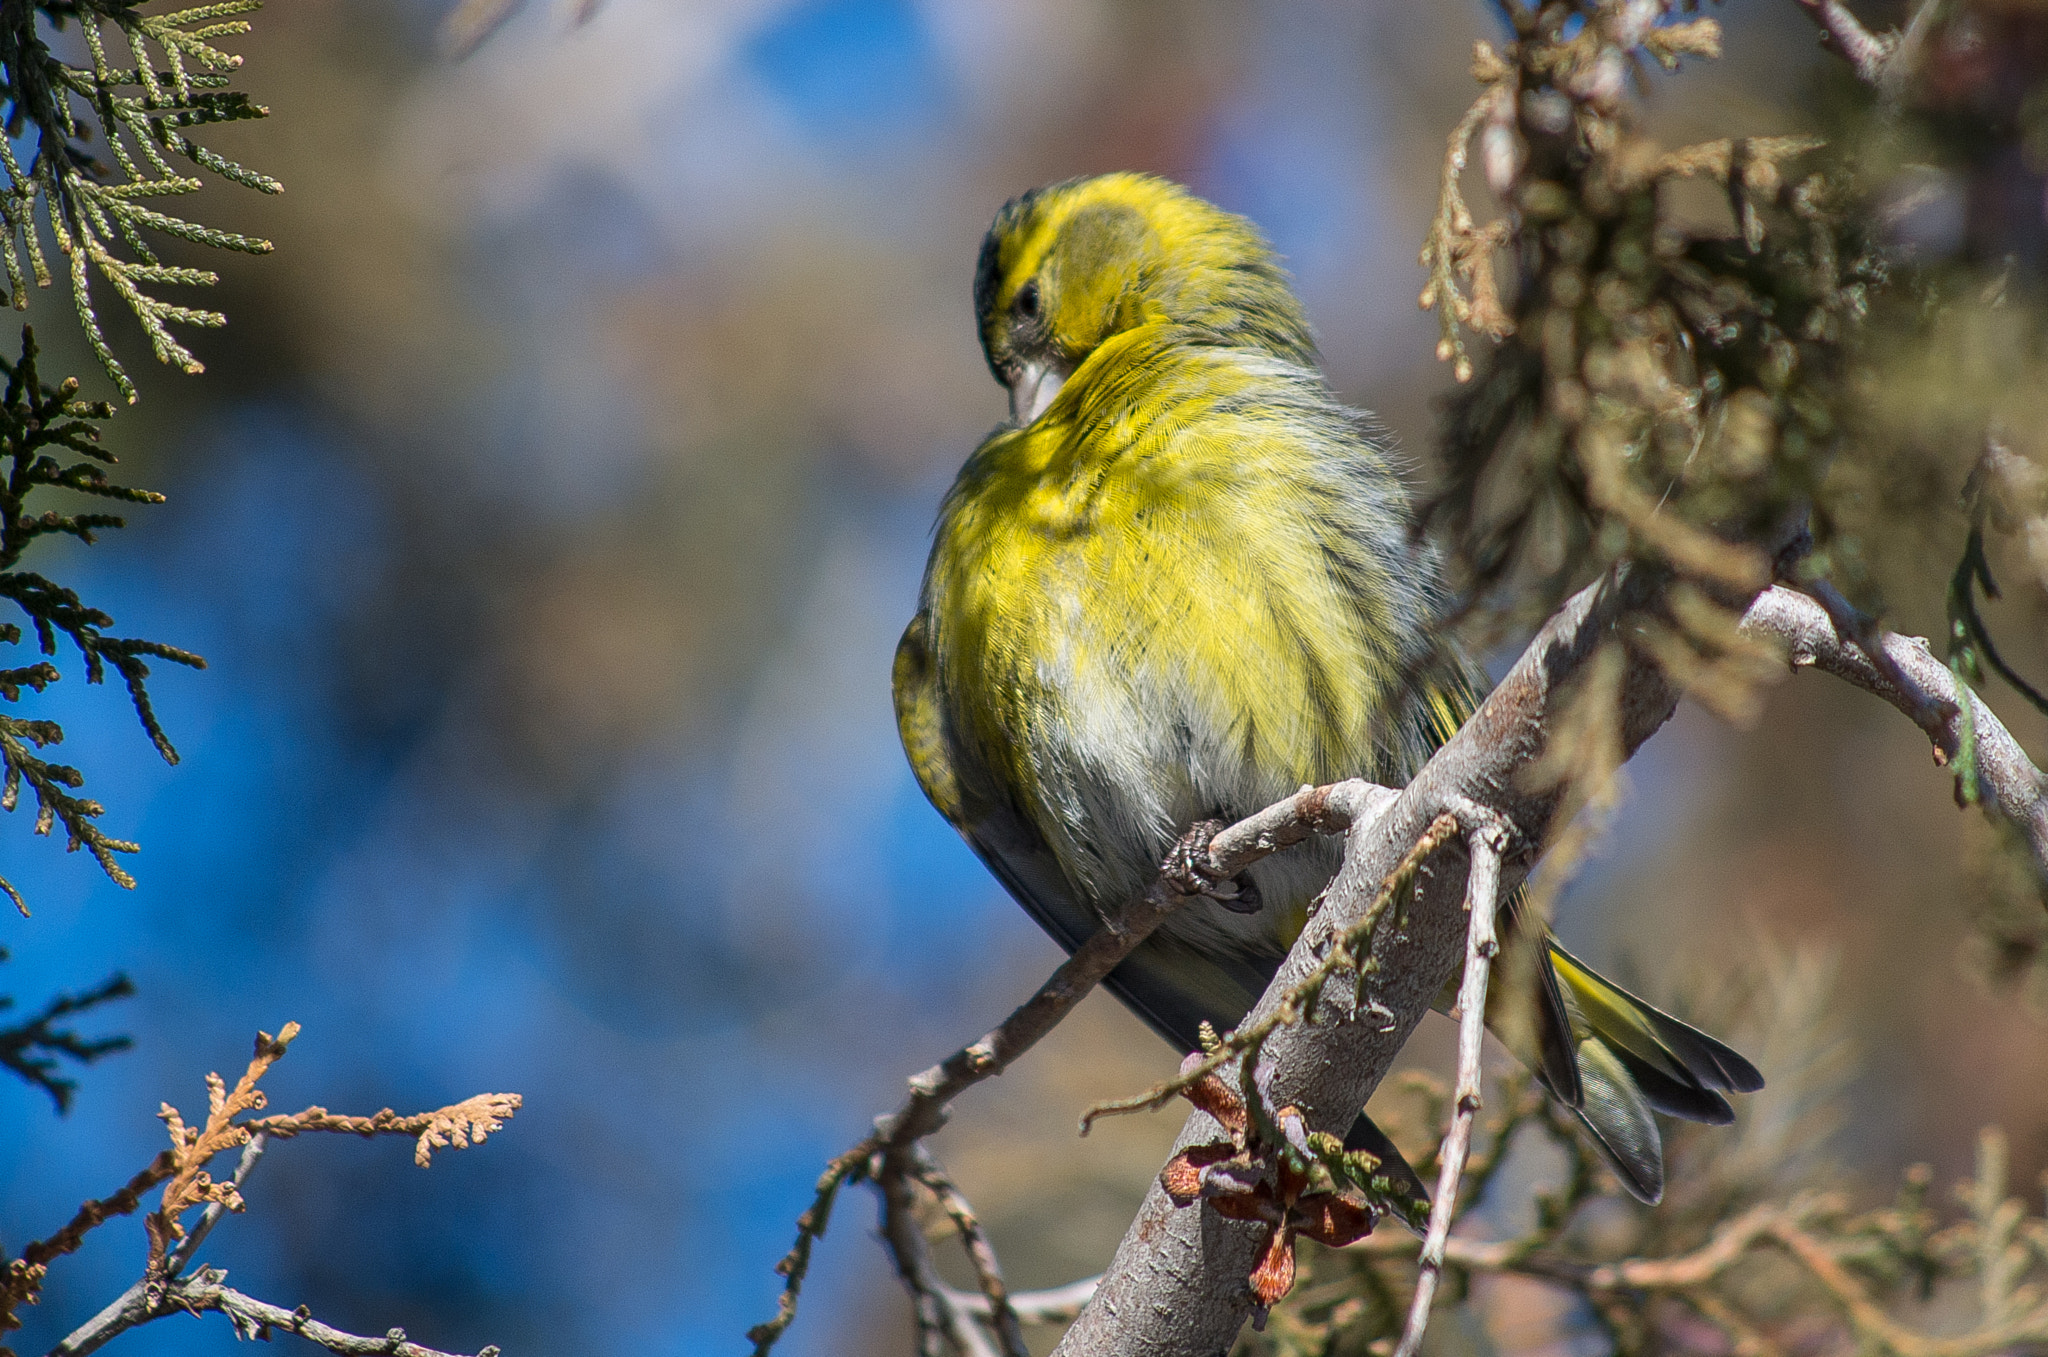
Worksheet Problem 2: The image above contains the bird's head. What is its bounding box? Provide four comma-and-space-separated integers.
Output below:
973, 172, 1316, 425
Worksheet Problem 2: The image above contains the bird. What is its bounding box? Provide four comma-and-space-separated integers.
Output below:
891, 171, 1760, 1209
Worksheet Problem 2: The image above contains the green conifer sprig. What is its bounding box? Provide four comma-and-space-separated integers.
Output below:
0, 324, 201, 912
0, 0, 277, 401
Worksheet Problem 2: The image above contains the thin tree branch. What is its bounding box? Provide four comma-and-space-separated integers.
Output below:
937, 1276, 1100, 1325
1795, 577, 1954, 742
1392, 799, 1510, 1357
1078, 805, 1453, 1136
0, 969, 133, 1112
1352, 1198, 1792, 1290
1793, 0, 1895, 83
897, 780, 1388, 1143
165, 1132, 266, 1276
877, 1145, 988, 1357
52, 1133, 270, 1357
1740, 587, 2048, 885
749, 782, 1398, 1354
146, 1269, 501, 1357
14, 1152, 178, 1273
909, 1146, 1026, 1357
1885, 0, 1945, 97
1351, 1192, 2048, 1357
1793, 0, 1945, 95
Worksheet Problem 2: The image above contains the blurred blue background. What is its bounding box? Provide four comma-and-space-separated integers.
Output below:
3, 3, 2045, 1355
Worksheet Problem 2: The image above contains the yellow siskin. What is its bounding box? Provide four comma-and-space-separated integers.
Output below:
892, 172, 1760, 1206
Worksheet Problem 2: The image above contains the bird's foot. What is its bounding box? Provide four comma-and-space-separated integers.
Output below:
1165, 820, 1265, 915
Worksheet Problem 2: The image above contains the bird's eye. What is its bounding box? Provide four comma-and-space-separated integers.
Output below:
1015, 280, 1040, 319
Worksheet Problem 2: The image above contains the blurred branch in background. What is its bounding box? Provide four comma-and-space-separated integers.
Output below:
435, 0, 603, 62
1949, 432, 2048, 771
0, 944, 127, 1110
0, 1023, 519, 1357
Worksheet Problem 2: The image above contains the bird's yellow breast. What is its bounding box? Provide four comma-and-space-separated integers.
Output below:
923, 325, 1438, 908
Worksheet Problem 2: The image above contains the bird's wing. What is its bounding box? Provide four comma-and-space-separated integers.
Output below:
893, 612, 1276, 1052
895, 612, 1097, 956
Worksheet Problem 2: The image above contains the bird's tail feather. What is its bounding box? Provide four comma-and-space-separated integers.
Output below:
1548, 941, 1765, 1095
1566, 1035, 1666, 1203
1537, 939, 1765, 1203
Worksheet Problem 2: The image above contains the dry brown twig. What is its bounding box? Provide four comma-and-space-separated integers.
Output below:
1418, 58, 1516, 384
138, 1022, 299, 1298
1343, 1127, 2048, 1357
2, 1023, 520, 1357
246, 1093, 524, 1169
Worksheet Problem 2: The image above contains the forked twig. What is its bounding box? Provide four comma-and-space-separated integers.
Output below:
909, 1147, 1026, 1357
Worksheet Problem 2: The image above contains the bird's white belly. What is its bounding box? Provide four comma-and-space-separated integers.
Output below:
1023, 639, 1342, 962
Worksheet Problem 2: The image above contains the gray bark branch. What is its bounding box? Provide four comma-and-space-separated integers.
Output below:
1392, 800, 1510, 1357
164, 1270, 497, 1357
49, 1133, 270, 1357
1739, 588, 2048, 884
1052, 581, 2045, 1355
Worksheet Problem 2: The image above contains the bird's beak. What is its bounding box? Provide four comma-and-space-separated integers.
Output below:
1007, 359, 1070, 426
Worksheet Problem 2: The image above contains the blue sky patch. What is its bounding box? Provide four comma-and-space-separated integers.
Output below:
742, 0, 951, 139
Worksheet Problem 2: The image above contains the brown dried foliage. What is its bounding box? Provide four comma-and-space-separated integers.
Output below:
1157, 1067, 1382, 1312
1419, 3, 1881, 658
0, 1023, 521, 1356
